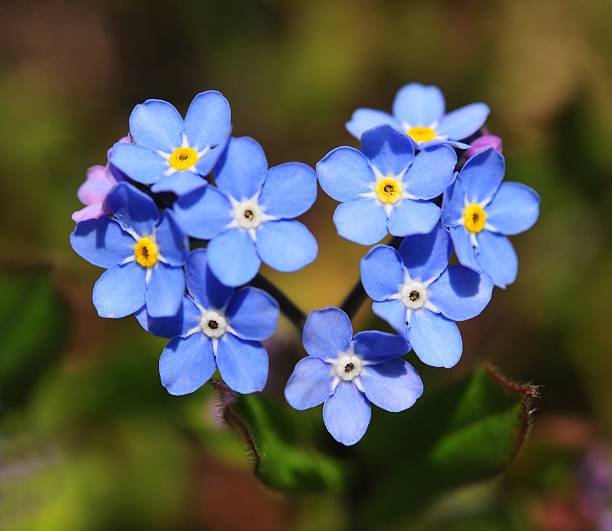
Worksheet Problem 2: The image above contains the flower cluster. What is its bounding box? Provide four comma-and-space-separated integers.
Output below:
70, 83, 539, 446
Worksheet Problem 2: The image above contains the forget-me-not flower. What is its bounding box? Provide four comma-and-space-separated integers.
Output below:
441, 148, 540, 288
70, 182, 188, 318
110, 91, 231, 196
360, 225, 494, 368
316, 125, 456, 245
173, 136, 318, 287
284, 307, 423, 446
155, 249, 279, 395
346, 82, 489, 149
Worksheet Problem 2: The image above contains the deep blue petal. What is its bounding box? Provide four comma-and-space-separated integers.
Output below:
360, 125, 415, 177
93, 261, 146, 318
259, 163, 317, 218
387, 199, 440, 237
173, 186, 232, 240
145, 263, 185, 318
214, 137, 268, 200
475, 231, 517, 288
284, 357, 334, 410
159, 333, 216, 395
256, 220, 317, 272
459, 148, 505, 203
151, 171, 207, 196
109, 143, 167, 185
352, 331, 410, 362
409, 309, 462, 368
136, 296, 200, 338
392, 83, 445, 126
372, 300, 408, 338
316, 146, 375, 202
360, 358, 423, 412
398, 224, 451, 282
345, 108, 396, 139
183, 90, 231, 151
185, 249, 233, 310
333, 199, 388, 245
303, 307, 353, 360
441, 179, 466, 228
207, 229, 261, 287
360, 245, 404, 301
226, 287, 279, 341
437, 103, 490, 140
107, 182, 159, 236
155, 210, 188, 266
70, 218, 134, 269
486, 182, 540, 235
129, 99, 183, 152
323, 381, 371, 446
216, 334, 268, 394
450, 225, 480, 272
404, 144, 456, 199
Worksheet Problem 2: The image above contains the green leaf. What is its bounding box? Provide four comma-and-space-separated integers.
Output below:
213, 380, 344, 493
356, 363, 538, 528
0, 266, 69, 404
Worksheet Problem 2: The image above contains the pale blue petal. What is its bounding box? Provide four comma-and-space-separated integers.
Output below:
404, 144, 457, 199
353, 331, 410, 362
486, 182, 540, 235
226, 287, 279, 341
129, 99, 183, 152
441, 180, 466, 227
214, 137, 268, 200
323, 381, 371, 446
398, 224, 451, 281
346, 108, 396, 139
284, 357, 334, 410
303, 307, 352, 360
216, 334, 268, 394
387, 199, 440, 237
70, 218, 134, 269
183, 90, 231, 150
360, 124, 415, 177
259, 163, 317, 218
333, 198, 388, 245
459, 148, 505, 203
360, 245, 404, 300
185, 249, 233, 310
437, 103, 490, 140
155, 210, 188, 266
360, 359, 423, 412
151, 171, 207, 196
475, 231, 517, 288
93, 261, 146, 318
159, 333, 216, 395
256, 220, 317, 272
392, 83, 445, 126
109, 143, 167, 185
316, 146, 375, 202
409, 310, 462, 368
145, 263, 185, 318
372, 300, 408, 338
450, 226, 480, 272
107, 182, 159, 236
207, 229, 261, 287
136, 296, 200, 338
173, 186, 232, 240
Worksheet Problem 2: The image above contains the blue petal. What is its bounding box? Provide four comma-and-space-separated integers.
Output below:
93, 261, 146, 318
185, 249, 233, 310
226, 287, 279, 340
360, 358, 423, 412
410, 310, 462, 368
129, 99, 183, 152
151, 171, 207, 196
360, 245, 404, 300
392, 83, 445, 126
459, 148, 505, 203
109, 143, 167, 185
303, 307, 353, 360
155, 210, 188, 266
450, 225, 480, 272
428, 265, 493, 321
70, 218, 134, 269
404, 144, 457, 200
360, 125, 415, 177
475, 231, 517, 288
323, 381, 371, 446
107, 183, 159, 236
256, 220, 317, 272
159, 333, 216, 395
259, 163, 317, 218
183, 90, 231, 151
352, 331, 410, 362
216, 334, 268, 394
333, 199, 388, 245
346, 108, 396, 139
214, 137, 268, 200
173, 186, 232, 240
207, 229, 261, 287
284, 357, 334, 410
388, 199, 440, 237
316, 146, 375, 202
437, 103, 490, 140
441, 180, 466, 227
136, 296, 200, 338
372, 300, 408, 338
486, 182, 540, 235
398, 224, 451, 281
145, 263, 185, 318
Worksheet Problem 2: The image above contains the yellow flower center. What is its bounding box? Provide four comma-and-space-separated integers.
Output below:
406, 126, 436, 143
375, 177, 403, 204
134, 237, 159, 267
169, 147, 199, 170
463, 204, 487, 233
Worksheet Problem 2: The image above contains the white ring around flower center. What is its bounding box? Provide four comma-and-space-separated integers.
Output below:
333, 354, 363, 381
400, 280, 428, 310
200, 310, 228, 338
232, 199, 264, 230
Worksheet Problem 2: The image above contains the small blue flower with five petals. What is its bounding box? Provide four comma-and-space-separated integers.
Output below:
360, 225, 493, 368
346, 82, 489, 149
70, 182, 188, 318
173, 136, 318, 286
110, 91, 231, 196
284, 307, 423, 446
317, 125, 456, 245
441, 148, 540, 288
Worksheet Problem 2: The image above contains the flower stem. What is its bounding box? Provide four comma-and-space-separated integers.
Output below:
250, 273, 307, 331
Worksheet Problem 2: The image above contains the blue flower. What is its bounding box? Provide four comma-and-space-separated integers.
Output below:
70, 183, 188, 318
346, 82, 489, 149
441, 148, 540, 288
147, 249, 279, 395
284, 307, 423, 446
109, 91, 231, 196
316, 125, 456, 245
173, 136, 318, 286
360, 225, 493, 368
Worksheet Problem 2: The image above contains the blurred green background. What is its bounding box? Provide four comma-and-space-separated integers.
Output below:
1, 0, 611, 529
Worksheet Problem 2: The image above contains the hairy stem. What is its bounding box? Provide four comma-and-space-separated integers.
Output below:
250, 273, 307, 331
